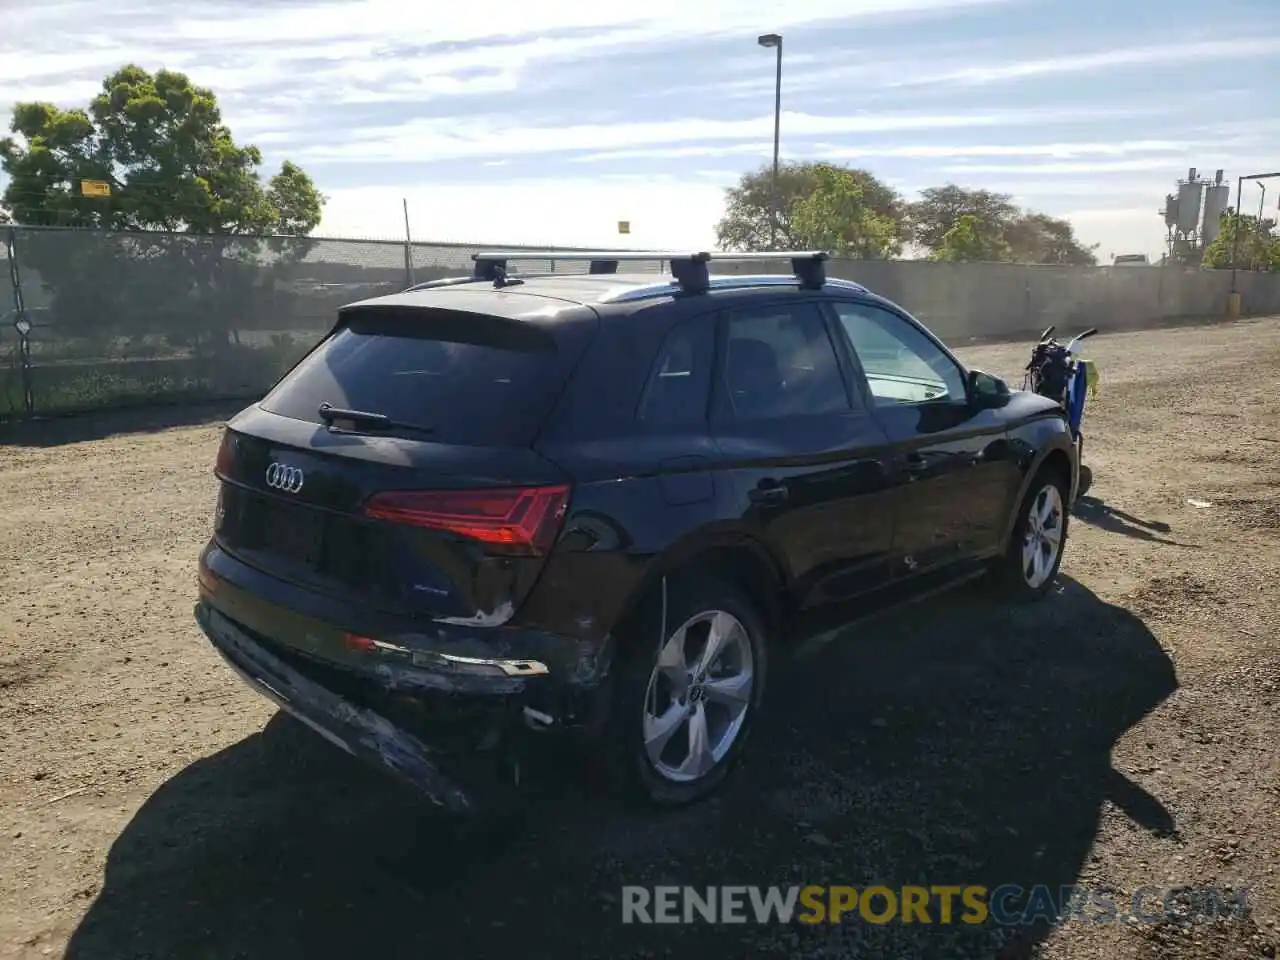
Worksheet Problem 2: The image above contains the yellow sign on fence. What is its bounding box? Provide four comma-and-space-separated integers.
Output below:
80, 179, 112, 198
617, 220, 630, 235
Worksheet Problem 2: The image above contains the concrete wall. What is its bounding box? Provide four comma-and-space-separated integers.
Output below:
821, 261, 1280, 343
714, 257, 1280, 342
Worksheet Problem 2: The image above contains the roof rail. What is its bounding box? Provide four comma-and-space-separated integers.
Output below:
471, 250, 830, 294
600, 274, 869, 304
402, 276, 477, 293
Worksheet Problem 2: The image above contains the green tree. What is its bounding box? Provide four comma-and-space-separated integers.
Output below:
909, 184, 1096, 264
0, 65, 325, 359
1004, 212, 1098, 266
789, 164, 903, 259
929, 214, 1012, 263
1202, 209, 1280, 271
716, 161, 907, 254
1, 65, 323, 233
908, 184, 1019, 253
267, 161, 325, 237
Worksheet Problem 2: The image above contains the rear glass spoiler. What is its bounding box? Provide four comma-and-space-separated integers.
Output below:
335, 304, 558, 353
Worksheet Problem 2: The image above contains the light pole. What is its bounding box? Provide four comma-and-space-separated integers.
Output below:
758, 33, 783, 248
1255, 182, 1267, 270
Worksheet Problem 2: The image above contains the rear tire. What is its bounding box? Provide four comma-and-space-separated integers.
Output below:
603, 575, 768, 807
991, 469, 1070, 602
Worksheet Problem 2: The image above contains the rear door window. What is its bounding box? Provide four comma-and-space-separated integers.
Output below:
259, 309, 572, 446
713, 301, 851, 421
638, 317, 714, 424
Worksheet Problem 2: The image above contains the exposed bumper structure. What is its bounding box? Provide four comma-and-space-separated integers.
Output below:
195, 601, 474, 812
197, 540, 611, 693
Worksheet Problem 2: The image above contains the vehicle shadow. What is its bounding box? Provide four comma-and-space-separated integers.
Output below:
1073, 495, 1193, 547
0, 399, 244, 447
66, 576, 1177, 960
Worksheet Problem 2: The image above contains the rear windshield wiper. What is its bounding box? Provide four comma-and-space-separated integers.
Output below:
317, 402, 435, 437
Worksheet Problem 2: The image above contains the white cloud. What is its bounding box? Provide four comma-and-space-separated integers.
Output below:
320, 179, 726, 250
898, 37, 1280, 87
996, 179, 1170, 199
821, 141, 1193, 161
0, 0, 1028, 149
944, 159, 1193, 175
712, 56, 944, 99
573, 144, 777, 163
577, 139, 1193, 164
2, 0, 1275, 267
295, 107, 1146, 164
2, 0, 1010, 96
154, 0, 1008, 48
946, 155, 1280, 176
0, 78, 102, 107
692, 170, 746, 183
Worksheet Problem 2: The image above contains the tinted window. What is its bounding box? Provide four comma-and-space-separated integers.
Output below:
831, 302, 967, 406
716, 302, 849, 420
259, 310, 569, 446
639, 317, 713, 424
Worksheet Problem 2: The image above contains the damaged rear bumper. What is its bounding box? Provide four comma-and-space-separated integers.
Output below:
196, 601, 476, 812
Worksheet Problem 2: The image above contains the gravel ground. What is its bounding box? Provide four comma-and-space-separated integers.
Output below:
2, 317, 1278, 960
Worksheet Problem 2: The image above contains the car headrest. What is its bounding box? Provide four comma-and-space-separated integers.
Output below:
726, 338, 781, 391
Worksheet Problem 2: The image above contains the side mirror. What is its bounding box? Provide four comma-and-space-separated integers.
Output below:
968, 369, 1010, 407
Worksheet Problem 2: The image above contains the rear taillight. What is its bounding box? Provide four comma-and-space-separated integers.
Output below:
214, 429, 235, 477
362, 485, 571, 556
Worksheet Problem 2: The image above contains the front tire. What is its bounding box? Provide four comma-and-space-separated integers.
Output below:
605, 576, 768, 807
991, 469, 1070, 601
1076, 464, 1093, 500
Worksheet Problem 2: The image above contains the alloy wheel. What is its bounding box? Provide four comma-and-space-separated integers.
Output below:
1022, 482, 1065, 589
642, 610, 755, 783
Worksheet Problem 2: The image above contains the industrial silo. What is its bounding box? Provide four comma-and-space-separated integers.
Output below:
1201, 175, 1230, 244
1163, 194, 1179, 230
1177, 178, 1204, 238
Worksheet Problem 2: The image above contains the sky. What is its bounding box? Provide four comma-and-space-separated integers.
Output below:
2, 0, 1278, 261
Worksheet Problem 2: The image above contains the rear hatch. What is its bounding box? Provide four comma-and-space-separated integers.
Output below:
211, 295, 594, 625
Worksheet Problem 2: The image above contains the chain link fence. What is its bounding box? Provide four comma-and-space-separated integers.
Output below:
4, 225, 1279, 421
0, 226, 665, 419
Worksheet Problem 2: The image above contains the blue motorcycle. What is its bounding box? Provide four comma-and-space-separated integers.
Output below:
1024, 325, 1098, 500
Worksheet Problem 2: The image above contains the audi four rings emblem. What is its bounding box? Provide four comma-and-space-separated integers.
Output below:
265, 462, 305, 493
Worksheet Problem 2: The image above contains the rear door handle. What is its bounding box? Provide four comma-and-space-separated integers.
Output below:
748, 484, 789, 505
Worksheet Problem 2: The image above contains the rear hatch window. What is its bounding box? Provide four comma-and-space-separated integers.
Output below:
259, 307, 576, 446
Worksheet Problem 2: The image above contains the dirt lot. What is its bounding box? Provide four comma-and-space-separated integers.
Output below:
2, 317, 1279, 960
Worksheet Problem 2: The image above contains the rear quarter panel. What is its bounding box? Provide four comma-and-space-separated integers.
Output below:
526, 303, 784, 644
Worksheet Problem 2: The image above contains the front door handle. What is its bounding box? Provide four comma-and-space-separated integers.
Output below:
748, 484, 789, 505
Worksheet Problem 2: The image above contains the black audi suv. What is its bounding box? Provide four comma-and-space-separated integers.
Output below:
195, 250, 1078, 812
